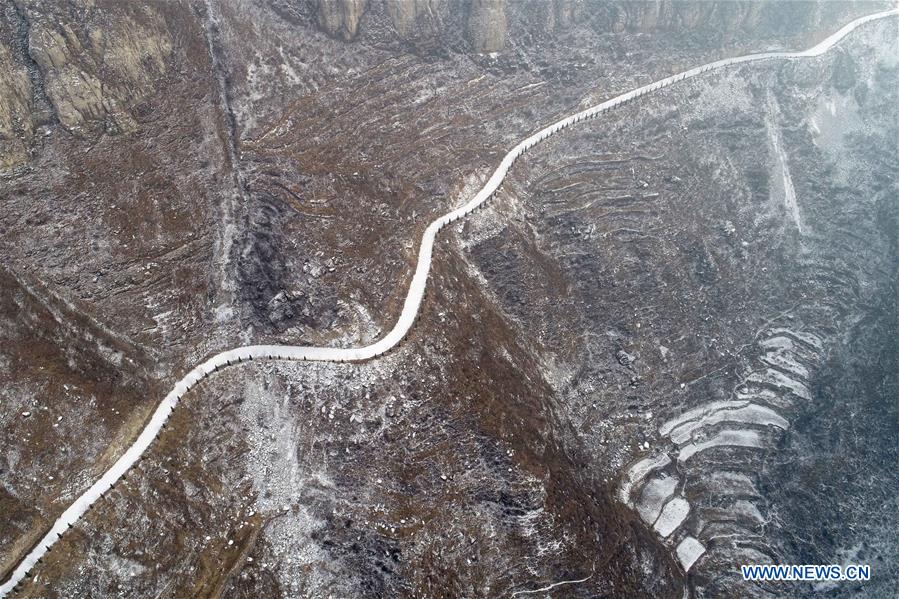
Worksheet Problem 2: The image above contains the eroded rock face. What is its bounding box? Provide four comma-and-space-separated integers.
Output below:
384, 0, 456, 49
304, 0, 886, 53
467, 0, 506, 53
16, 0, 172, 135
602, 0, 764, 32
544, 0, 579, 32
315, 0, 368, 41
0, 39, 32, 167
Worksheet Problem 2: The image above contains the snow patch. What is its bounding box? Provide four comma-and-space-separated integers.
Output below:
761, 352, 809, 379
618, 453, 672, 505
706, 471, 758, 496
747, 368, 811, 400
637, 475, 678, 525
660, 400, 750, 436
767, 95, 803, 234
676, 536, 706, 571
653, 496, 690, 538
678, 429, 763, 463
768, 328, 823, 351
730, 499, 766, 524
667, 404, 788, 445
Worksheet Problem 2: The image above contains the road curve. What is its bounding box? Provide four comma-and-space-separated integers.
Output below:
2, 8, 897, 596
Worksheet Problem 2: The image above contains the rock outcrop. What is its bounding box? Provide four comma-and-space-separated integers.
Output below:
305, 0, 889, 54
0, 39, 32, 167
0, 0, 177, 165
602, 0, 764, 32
467, 0, 506, 53
13, 0, 172, 135
385, 0, 450, 44
315, 0, 368, 41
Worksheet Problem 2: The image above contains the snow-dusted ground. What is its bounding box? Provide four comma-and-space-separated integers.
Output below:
767, 93, 803, 234
620, 324, 831, 574
654, 497, 691, 538
637, 475, 678, 524
666, 403, 788, 446
676, 536, 707, 571
678, 429, 764, 463
618, 453, 672, 504
3, 8, 898, 595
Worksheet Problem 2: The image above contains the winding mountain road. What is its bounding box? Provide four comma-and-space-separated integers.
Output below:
3, 8, 897, 596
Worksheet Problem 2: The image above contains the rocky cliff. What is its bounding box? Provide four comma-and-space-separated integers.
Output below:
305, 0, 890, 53
315, 0, 368, 40
0, 0, 174, 167
0, 36, 32, 168
2, 0, 887, 169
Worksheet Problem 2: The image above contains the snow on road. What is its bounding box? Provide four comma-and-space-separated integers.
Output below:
3, 8, 898, 595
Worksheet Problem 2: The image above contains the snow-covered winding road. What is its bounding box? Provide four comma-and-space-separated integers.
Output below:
2, 8, 897, 595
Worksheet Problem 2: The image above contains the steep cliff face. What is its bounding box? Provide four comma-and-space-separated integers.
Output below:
305, 0, 889, 53
16, 0, 173, 135
385, 0, 442, 36
0, 0, 175, 167
467, 0, 506, 53
602, 0, 764, 32
0, 38, 32, 167
315, 0, 368, 40
544, 0, 579, 32
304, 0, 573, 50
